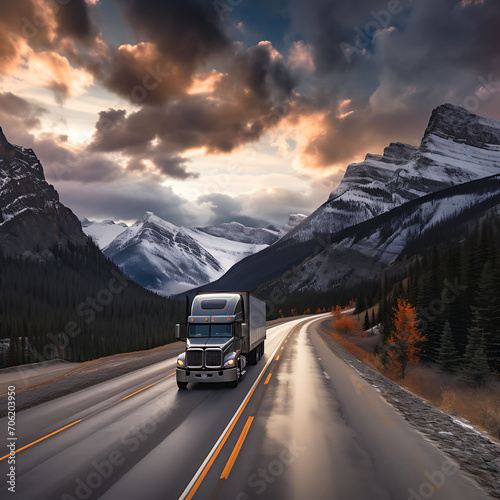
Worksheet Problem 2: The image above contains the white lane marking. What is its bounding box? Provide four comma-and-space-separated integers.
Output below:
178, 316, 309, 500
323, 371, 331, 380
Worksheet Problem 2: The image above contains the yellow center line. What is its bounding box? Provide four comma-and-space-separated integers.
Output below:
120, 371, 175, 401
120, 382, 157, 401
0, 420, 82, 461
183, 322, 309, 499
276, 355, 280, 360
220, 417, 254, 480
0, 371, 176, 462
184, 364, 270, 500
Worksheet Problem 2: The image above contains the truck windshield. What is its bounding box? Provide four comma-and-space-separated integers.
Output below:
188, 324, 233, 338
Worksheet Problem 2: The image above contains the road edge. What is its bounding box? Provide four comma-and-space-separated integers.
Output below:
313, 317, 500, 499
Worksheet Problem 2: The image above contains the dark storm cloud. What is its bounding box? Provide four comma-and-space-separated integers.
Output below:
59, 181, 197, 227
150, 155, 199, 180
92, 0, 232, 105
91, 108, 152, 152
122, 0, 230, 70
101, 43, 185, 104
0, 92, 47, 130
285, 0, 500, 168
55, 0, 95, 42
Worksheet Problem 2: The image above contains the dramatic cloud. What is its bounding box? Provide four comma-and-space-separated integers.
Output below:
89, 41, 297, 178
101, 43, 182, 104
198, 193, 271, 227
283, 0, 500, 169
0, 92, 47, 130
58, 180, 201, 227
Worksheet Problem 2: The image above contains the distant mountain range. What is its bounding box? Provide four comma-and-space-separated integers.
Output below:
82, 212, 306, 296
2, 103, 500, 303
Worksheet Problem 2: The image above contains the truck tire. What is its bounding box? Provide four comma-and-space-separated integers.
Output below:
247, 349, 255, 365
177, 381, 188, 390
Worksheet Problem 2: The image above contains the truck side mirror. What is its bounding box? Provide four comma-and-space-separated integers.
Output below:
175, 323, 187, 341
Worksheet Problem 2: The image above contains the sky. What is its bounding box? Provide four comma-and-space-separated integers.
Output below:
0, 0, 499, 228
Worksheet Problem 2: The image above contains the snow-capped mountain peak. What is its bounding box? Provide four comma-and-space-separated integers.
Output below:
284, 104, 500, 242
102, 212, 280, 296
80, 217, 129, 248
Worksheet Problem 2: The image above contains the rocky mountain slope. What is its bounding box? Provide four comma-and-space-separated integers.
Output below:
0, 127, 86, 258
261, 175, 500, 295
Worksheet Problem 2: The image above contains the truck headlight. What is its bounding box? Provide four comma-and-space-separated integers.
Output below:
224, 353, 237, 368
177, 353, 186, 367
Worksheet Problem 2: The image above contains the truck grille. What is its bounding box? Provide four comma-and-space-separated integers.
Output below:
205, 349, 222, 368
186, 350, 203, 368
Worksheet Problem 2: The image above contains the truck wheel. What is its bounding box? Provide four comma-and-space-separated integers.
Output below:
248, 348, 257, 365
177, 381, 188, 390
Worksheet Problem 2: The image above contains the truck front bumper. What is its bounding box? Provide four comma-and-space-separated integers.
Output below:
176, 367, 237, 384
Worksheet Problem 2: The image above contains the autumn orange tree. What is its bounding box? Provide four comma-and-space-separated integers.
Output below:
332, 305, 359, 335
332, 305, 343, 320
386, 299, 425, 379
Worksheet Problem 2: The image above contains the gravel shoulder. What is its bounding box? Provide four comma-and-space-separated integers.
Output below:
316, 318, 500, 499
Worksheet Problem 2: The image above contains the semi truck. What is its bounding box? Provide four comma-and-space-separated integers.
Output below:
175, 292, 266, 389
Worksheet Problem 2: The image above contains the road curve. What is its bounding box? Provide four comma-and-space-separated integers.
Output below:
0, 315, 490, 500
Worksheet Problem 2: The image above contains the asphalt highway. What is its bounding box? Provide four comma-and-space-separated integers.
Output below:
0, 315, 489, 500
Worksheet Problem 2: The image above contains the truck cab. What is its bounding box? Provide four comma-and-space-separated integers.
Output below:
176, 292, 266, 389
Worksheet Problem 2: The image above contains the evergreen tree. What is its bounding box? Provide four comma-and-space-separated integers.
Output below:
437, 321, 459, 373
472, 262, 500, 370
462, 325, 490, 387
363, 310, 370, 331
